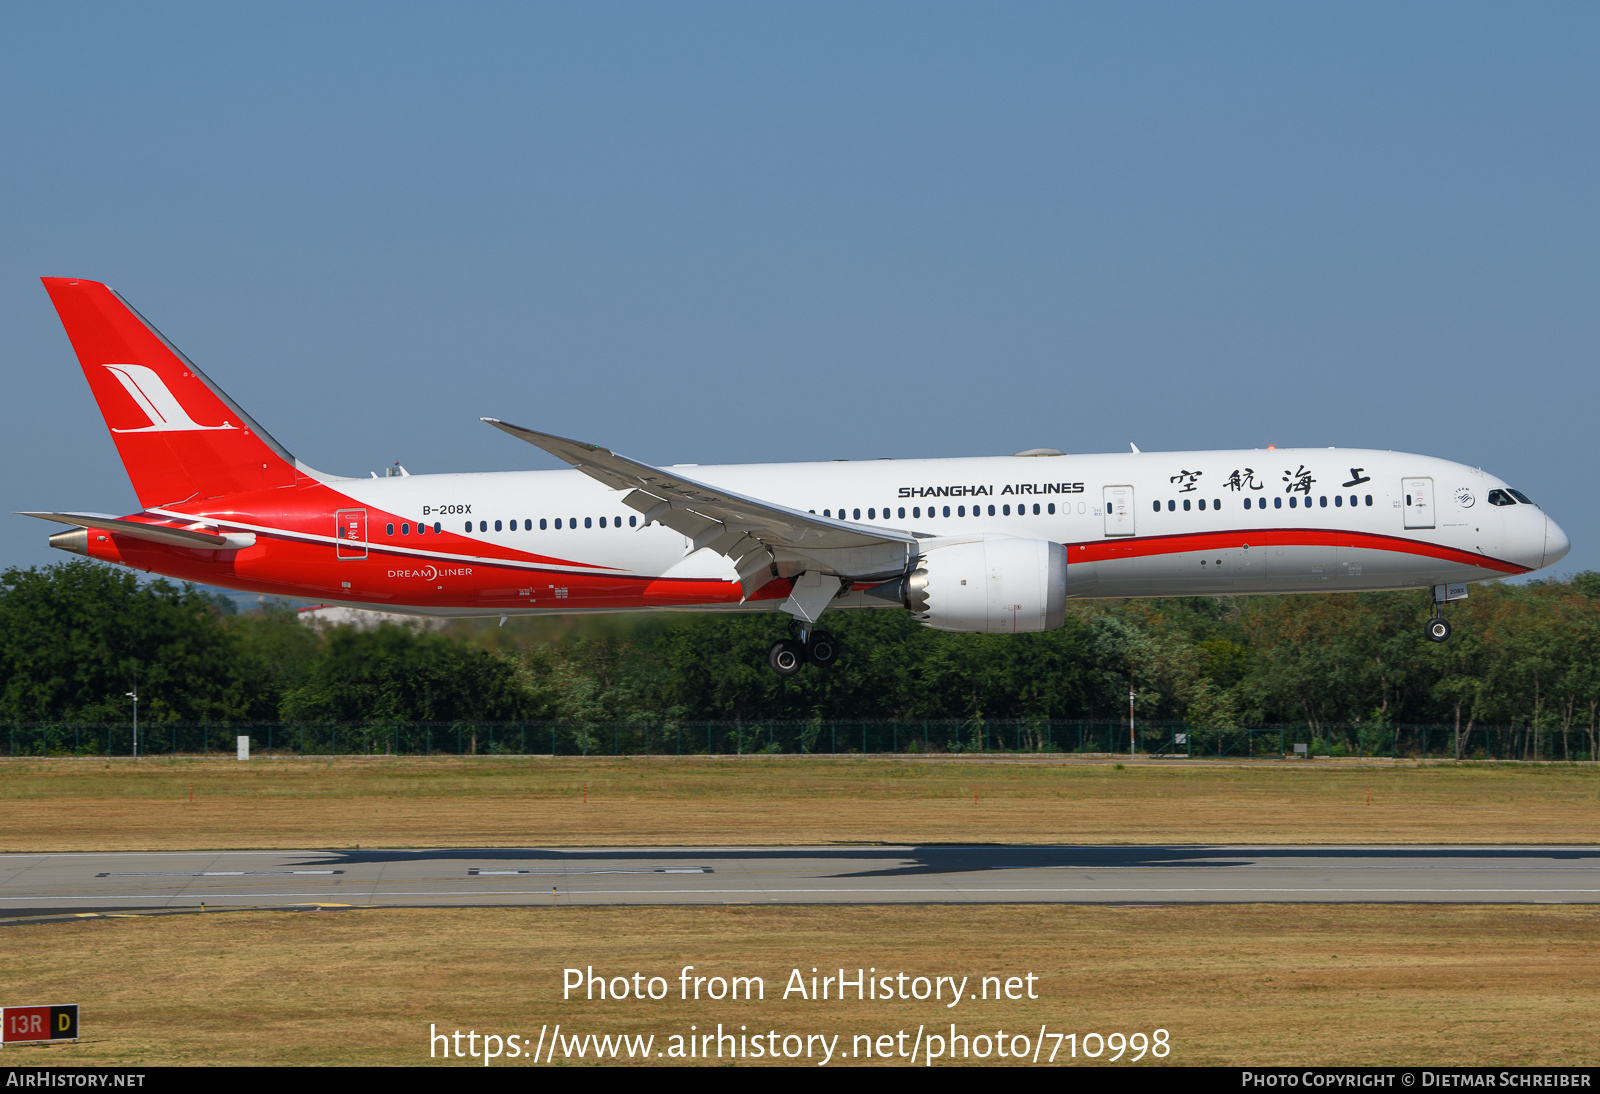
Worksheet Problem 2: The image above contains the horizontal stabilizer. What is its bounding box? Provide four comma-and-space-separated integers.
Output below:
16, 511, 241, 549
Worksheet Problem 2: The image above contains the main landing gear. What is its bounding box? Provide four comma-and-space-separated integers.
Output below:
768, 623, 841, 677
1426, 616, 1452, 643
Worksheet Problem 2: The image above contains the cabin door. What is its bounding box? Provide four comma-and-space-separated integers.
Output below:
1103, 485, 1135, 536
335, 509, 368, 559
1402, 478, 1435, 529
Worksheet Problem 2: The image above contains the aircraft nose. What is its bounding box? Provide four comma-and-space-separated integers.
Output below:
1544, 514, 1571, 570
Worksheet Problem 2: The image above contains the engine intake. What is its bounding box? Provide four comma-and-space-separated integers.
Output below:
871, 535, 1068, 633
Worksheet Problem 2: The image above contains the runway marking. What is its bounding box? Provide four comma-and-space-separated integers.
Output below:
94, 871, 344, 878
464, 870, 713, 876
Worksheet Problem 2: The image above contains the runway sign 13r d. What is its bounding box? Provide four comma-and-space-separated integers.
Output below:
2, 1004, 78, 1044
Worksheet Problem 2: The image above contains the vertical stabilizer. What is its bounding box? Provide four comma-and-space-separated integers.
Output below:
41, 277, 302, 507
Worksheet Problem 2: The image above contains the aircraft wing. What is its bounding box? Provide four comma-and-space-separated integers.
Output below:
481, 418, 918, 597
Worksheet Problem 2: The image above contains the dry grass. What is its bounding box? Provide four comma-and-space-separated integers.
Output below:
2, 903, 1595, 1066
2, 756, 1598, 851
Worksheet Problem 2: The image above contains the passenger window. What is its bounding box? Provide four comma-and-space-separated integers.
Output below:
585, 517, 592, 528
1365, 495, 1373, 506
433, 522, 441, 534
1274, 497, 1282, 509
853, 508, 861, 520
555, 519, 562, 529
1289, 497, 1297, 508
1183, 499, 1191, 511
1198, 499, 1206, 511
958, 506, 966, 517
912, 507, 920, 518
1033, 504, 1040, 515
1151, 501, 1159, 513
598, 517, 606, 528
1318, 496, 1327, 508
988, 505, 996, 516
493, 520, 501, 531
465, 521, 473, 532
1214, 499, 1220, 509
417, 522, 425, 535
1335, 496, 1343, 506
479, 520, 488, 532
402, 523, 411, 534
630, 516, 637, 526
1047, 503, 1055, 514
386, 523, 395, 536
944, 506, 951, 517
898, 507, 906, 518
541, 519, 548, 530
1167, 500, 1175, 511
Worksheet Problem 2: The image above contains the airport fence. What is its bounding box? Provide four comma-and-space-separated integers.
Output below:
1, 719, 1595, 761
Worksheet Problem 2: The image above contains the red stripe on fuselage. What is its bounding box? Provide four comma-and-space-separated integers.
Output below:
1067, 526, 1529, 575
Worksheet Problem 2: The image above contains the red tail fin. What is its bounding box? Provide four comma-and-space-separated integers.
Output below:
42, 278, 302, 507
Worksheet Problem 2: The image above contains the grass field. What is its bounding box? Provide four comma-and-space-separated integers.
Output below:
2, 903, 1595, 1066
2, 756, 1598, 851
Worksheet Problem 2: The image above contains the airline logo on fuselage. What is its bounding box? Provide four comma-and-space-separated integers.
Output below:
898, 482, 1085, 498
103, 364, 239, 433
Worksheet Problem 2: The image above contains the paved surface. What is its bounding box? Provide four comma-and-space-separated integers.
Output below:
5, 845, 1600, 918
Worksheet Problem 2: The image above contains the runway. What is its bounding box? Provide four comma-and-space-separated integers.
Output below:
5, 845, 1600, 918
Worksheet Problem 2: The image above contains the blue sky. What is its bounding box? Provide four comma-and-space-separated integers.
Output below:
2, 3, 1596, 575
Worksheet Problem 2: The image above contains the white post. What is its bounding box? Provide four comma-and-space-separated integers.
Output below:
126, 688, 138, 760
1129, 685, 1136, 757
237, 735, 250, 761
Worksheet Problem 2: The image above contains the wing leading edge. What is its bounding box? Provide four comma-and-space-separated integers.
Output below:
480, 418, 917, 598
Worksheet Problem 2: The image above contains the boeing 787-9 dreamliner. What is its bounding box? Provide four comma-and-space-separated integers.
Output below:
24, 278, 1570, 675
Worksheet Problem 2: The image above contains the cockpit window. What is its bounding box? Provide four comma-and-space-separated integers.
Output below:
1507, 489, 1536, 506
1487, 489, 1516, 506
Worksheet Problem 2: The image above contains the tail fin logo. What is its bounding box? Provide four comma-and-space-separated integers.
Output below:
103, 364, 239, 433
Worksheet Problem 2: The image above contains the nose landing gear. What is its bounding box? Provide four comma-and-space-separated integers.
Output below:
1426, 582, 1466, 643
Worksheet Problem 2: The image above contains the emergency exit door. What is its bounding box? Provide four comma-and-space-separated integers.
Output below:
1103, 485, 1135, 536
335, 509, 368, 559
1402, 478, 1434, 529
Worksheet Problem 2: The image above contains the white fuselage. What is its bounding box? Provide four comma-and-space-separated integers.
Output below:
309, 446, 1563, 616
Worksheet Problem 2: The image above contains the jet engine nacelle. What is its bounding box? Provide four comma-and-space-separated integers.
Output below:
891, 534, 1068, 633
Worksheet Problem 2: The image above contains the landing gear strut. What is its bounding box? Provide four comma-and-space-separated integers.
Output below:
1426, 583, 1460, 643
